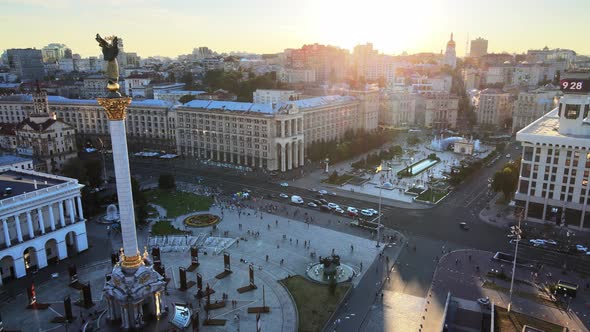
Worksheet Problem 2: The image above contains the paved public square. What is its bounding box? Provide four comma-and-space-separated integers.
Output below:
0, 201, 382, 331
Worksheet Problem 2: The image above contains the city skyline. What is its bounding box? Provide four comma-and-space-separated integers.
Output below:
1, 0, 589, 58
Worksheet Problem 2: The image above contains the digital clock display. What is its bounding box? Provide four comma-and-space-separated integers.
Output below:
560, 79, 590, 93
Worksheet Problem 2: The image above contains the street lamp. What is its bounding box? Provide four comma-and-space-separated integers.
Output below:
97, 137, 108, 185
507, 208, 524, 313
376, 164, 383, 248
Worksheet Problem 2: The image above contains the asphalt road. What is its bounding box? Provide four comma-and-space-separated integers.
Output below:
125, 145, 519, 253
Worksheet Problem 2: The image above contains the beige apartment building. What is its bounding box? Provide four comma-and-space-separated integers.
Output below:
477, 89, 511, 127
424, 93, 459, 130
511, 86, 560, 133
0, 92, 374, 173
175, 100, 303, 172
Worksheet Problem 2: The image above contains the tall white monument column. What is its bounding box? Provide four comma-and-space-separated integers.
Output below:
97, 96, 140, 263
97, 35, 166, 330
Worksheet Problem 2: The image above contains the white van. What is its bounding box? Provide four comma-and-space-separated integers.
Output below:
291, 195, 304, 204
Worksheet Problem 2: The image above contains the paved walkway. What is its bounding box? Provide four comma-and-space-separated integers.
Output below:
422, 250, 589, 332
325, 230, 406, 332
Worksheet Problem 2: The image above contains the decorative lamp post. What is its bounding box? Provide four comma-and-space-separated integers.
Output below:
507, 208, 523, 313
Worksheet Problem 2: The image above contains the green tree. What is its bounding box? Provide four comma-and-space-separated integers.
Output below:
62, 159, 88, 184
131, 177, 147, 207
329, 170, 339, 182
158, 173, 176, 190
179, 94, 197, 104
84, 159, 103, 188
407, 136, 421, 146
492, 162, 520, 200
181, 72, 194, 89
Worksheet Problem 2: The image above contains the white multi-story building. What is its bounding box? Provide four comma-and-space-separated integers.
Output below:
0, 168, 88, 285
15, 86, 77, 173
380, 90, 417, 129
0, 155, 33, 170
0, 123, 17, 150
0, 92, 377, 173
253, 89, 298, 104
512, 85, 560, 133
463, 68, 483, 90
515, 72, 590, 229
423, 93, 459, 130
154, 90, 205, 104
176, 100, 304, 172
278, 68, 316, 84
476, 89, 511, 127
81, 75, 108, 99
0, 95, 177, 153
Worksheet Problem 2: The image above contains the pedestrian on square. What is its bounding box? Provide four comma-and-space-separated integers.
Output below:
360, 262, 363, 271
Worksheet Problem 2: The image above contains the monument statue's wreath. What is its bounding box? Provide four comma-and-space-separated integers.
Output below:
184, 214, 220, 227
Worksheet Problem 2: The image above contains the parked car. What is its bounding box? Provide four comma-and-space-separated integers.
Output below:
280, 182, 289, 187
529, 239, 545, 246
459, 222, 470, 230
307, 202, 318, 208
320, 205, 330, 212
291, 195, 304, 204
319, 198, 329, 205
347, 207, 359, 216
318, 190, 328, 195
505, 154, 511, 158
367, 208, 378, 216
329, 192, 337, 196
575, 244, 588, 252
360, 209, 373, 217
309, 188, 317, 192
334, 207, 345, 214
327, 203, 340, 210
279, 193, 289, 199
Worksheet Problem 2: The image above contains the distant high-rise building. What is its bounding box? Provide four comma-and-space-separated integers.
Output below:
41, 43, 69, 63
469, 37, 488, 58
6, 49, 45, 82
192, 47, 215, 59
444, 33, 457, 69
284, 44, 348, 83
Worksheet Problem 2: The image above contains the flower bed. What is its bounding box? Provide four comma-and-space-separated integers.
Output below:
183, 214, 220, 227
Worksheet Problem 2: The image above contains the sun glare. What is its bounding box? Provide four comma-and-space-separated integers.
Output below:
316, 0, 435, 54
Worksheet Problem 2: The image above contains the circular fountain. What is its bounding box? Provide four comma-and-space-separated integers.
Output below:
99, 204, 120, 223
306, 254, 355, 284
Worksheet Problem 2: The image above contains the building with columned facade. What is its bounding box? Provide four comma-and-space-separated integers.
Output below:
0, 93, 374, 173
0, 168, 88, 285
515, 71, 590, 229
175, 100, 304, 172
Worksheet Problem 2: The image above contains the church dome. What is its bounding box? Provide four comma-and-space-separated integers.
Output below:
447, 33, 455, 47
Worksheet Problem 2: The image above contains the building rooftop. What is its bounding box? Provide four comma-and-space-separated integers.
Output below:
182, 100, 275, 114
154, 90, 205, 96
517, 108, 590, 145
0, 170, 66, 200
294, 95, 356, 109
0, 155, 31, 167
0, 95, 175, 108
